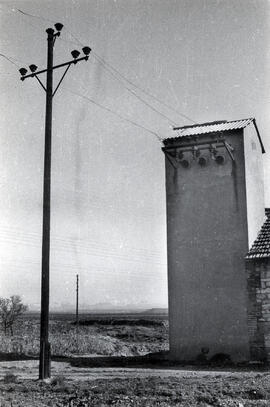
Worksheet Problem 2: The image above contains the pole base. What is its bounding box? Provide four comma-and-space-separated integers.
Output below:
39, 340, 51, 379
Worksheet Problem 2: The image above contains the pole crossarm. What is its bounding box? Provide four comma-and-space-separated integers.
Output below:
20, 56, 89, 81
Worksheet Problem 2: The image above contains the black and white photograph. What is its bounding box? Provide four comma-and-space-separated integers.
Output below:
0, 0, 270, 405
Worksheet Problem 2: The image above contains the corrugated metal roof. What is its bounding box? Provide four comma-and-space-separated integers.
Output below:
163, 117, 265, 153
164, 118, 254, 140
246, 209, 270, 259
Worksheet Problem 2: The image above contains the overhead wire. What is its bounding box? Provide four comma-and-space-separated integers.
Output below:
0, 234, 165, 267
63, 87, 162, 142
61, 26, 195, 124
3, 259, 166, 282
0, 235, 165, 274
59, 36, 178, 127
0, 224, 165, 259
0, 5, 166, 141
93, 55, 179, 127
1, 3, 194, 128
0, 235, 166, 268
63, 27, 85, 50
15, 8, 55, 24
0, 53, 20, 68
2, 262, 166, 291
0, 6, 169, 291
61, 31, 180, 126
58, 38, 175, 134
92, 52, 196, 124
0, 43, 162, 140
0, 224, 164, 257
0, 227, 166, 266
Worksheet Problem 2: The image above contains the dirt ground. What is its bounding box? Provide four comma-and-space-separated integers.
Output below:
1, 359, 270, 406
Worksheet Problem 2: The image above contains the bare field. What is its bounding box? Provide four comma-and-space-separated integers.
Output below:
0, 312, 169, 358
1, 313, 270, 406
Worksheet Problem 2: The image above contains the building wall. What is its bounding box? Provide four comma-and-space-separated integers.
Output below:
246, 259, 270, 361
244, 124, 265, 248
246, 260, 266, 361
165, 130, 250, 362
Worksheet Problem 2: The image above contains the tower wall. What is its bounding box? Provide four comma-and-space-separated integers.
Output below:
165, 130, 250, 361
244, 124, 265, 248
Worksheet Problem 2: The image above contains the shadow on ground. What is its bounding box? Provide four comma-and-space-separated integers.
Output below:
0, 350, 268, 372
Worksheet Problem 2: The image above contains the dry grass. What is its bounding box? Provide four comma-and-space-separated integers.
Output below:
0, 314, 270, 406
1, 372, 270, 406
0, 313, 169, 358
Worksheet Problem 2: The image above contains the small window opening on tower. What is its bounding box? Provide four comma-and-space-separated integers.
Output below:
198, 156, 208, 167
215, 154, 225, 165
181, 159, 190, 168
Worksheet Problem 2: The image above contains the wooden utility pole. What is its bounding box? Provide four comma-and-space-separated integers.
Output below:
39, 27, 54, 380
76, 274, 79, 326
19, 25, 91, 380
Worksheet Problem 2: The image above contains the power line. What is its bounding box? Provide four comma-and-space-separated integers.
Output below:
3, 260, 167, 282
0, 4, 165, 140
16, 8, 55, 23
0, 226, 165, 260
4, 257, 166, 277
61, 25, 195, 125
60, 27, 195, 125
0, 232, 165, 267
0, 4, 55, 25
0, 3, 195, 126
0, 4, 49, 33
59, 36, 178, 126
0, 235, 164, 264
59, 35, 194, 126
0, 232, 165, 268
93, 56, 178, 126
0, 225, 164, 257
0, 53, 20, 68
92, 52, 196, 124
58, 37, 79, 47
63, 27, 85, 49
1, 46, 161, 141
63, 87, 162, 142
0, 49, 163, 141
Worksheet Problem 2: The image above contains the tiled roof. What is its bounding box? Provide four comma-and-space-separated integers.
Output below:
246, 209, 270, 259
163, 117, 265, 153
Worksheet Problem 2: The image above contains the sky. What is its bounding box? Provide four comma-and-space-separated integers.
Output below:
0, 0, 270, 311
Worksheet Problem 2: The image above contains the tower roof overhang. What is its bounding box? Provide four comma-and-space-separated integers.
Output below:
163, 118, 265, 154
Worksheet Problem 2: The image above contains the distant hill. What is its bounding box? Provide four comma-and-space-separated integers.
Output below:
28, 302, 168, 314
141, 308, 168, 315
80, 303, 168, 314
90, 302, 116, 310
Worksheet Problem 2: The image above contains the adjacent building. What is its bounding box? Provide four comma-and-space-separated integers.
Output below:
246, 209, 270, 361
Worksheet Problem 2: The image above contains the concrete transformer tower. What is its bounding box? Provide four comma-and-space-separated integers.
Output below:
163, 118, 265, 362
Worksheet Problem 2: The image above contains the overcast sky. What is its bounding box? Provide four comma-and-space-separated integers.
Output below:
0, 0, 269, 310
